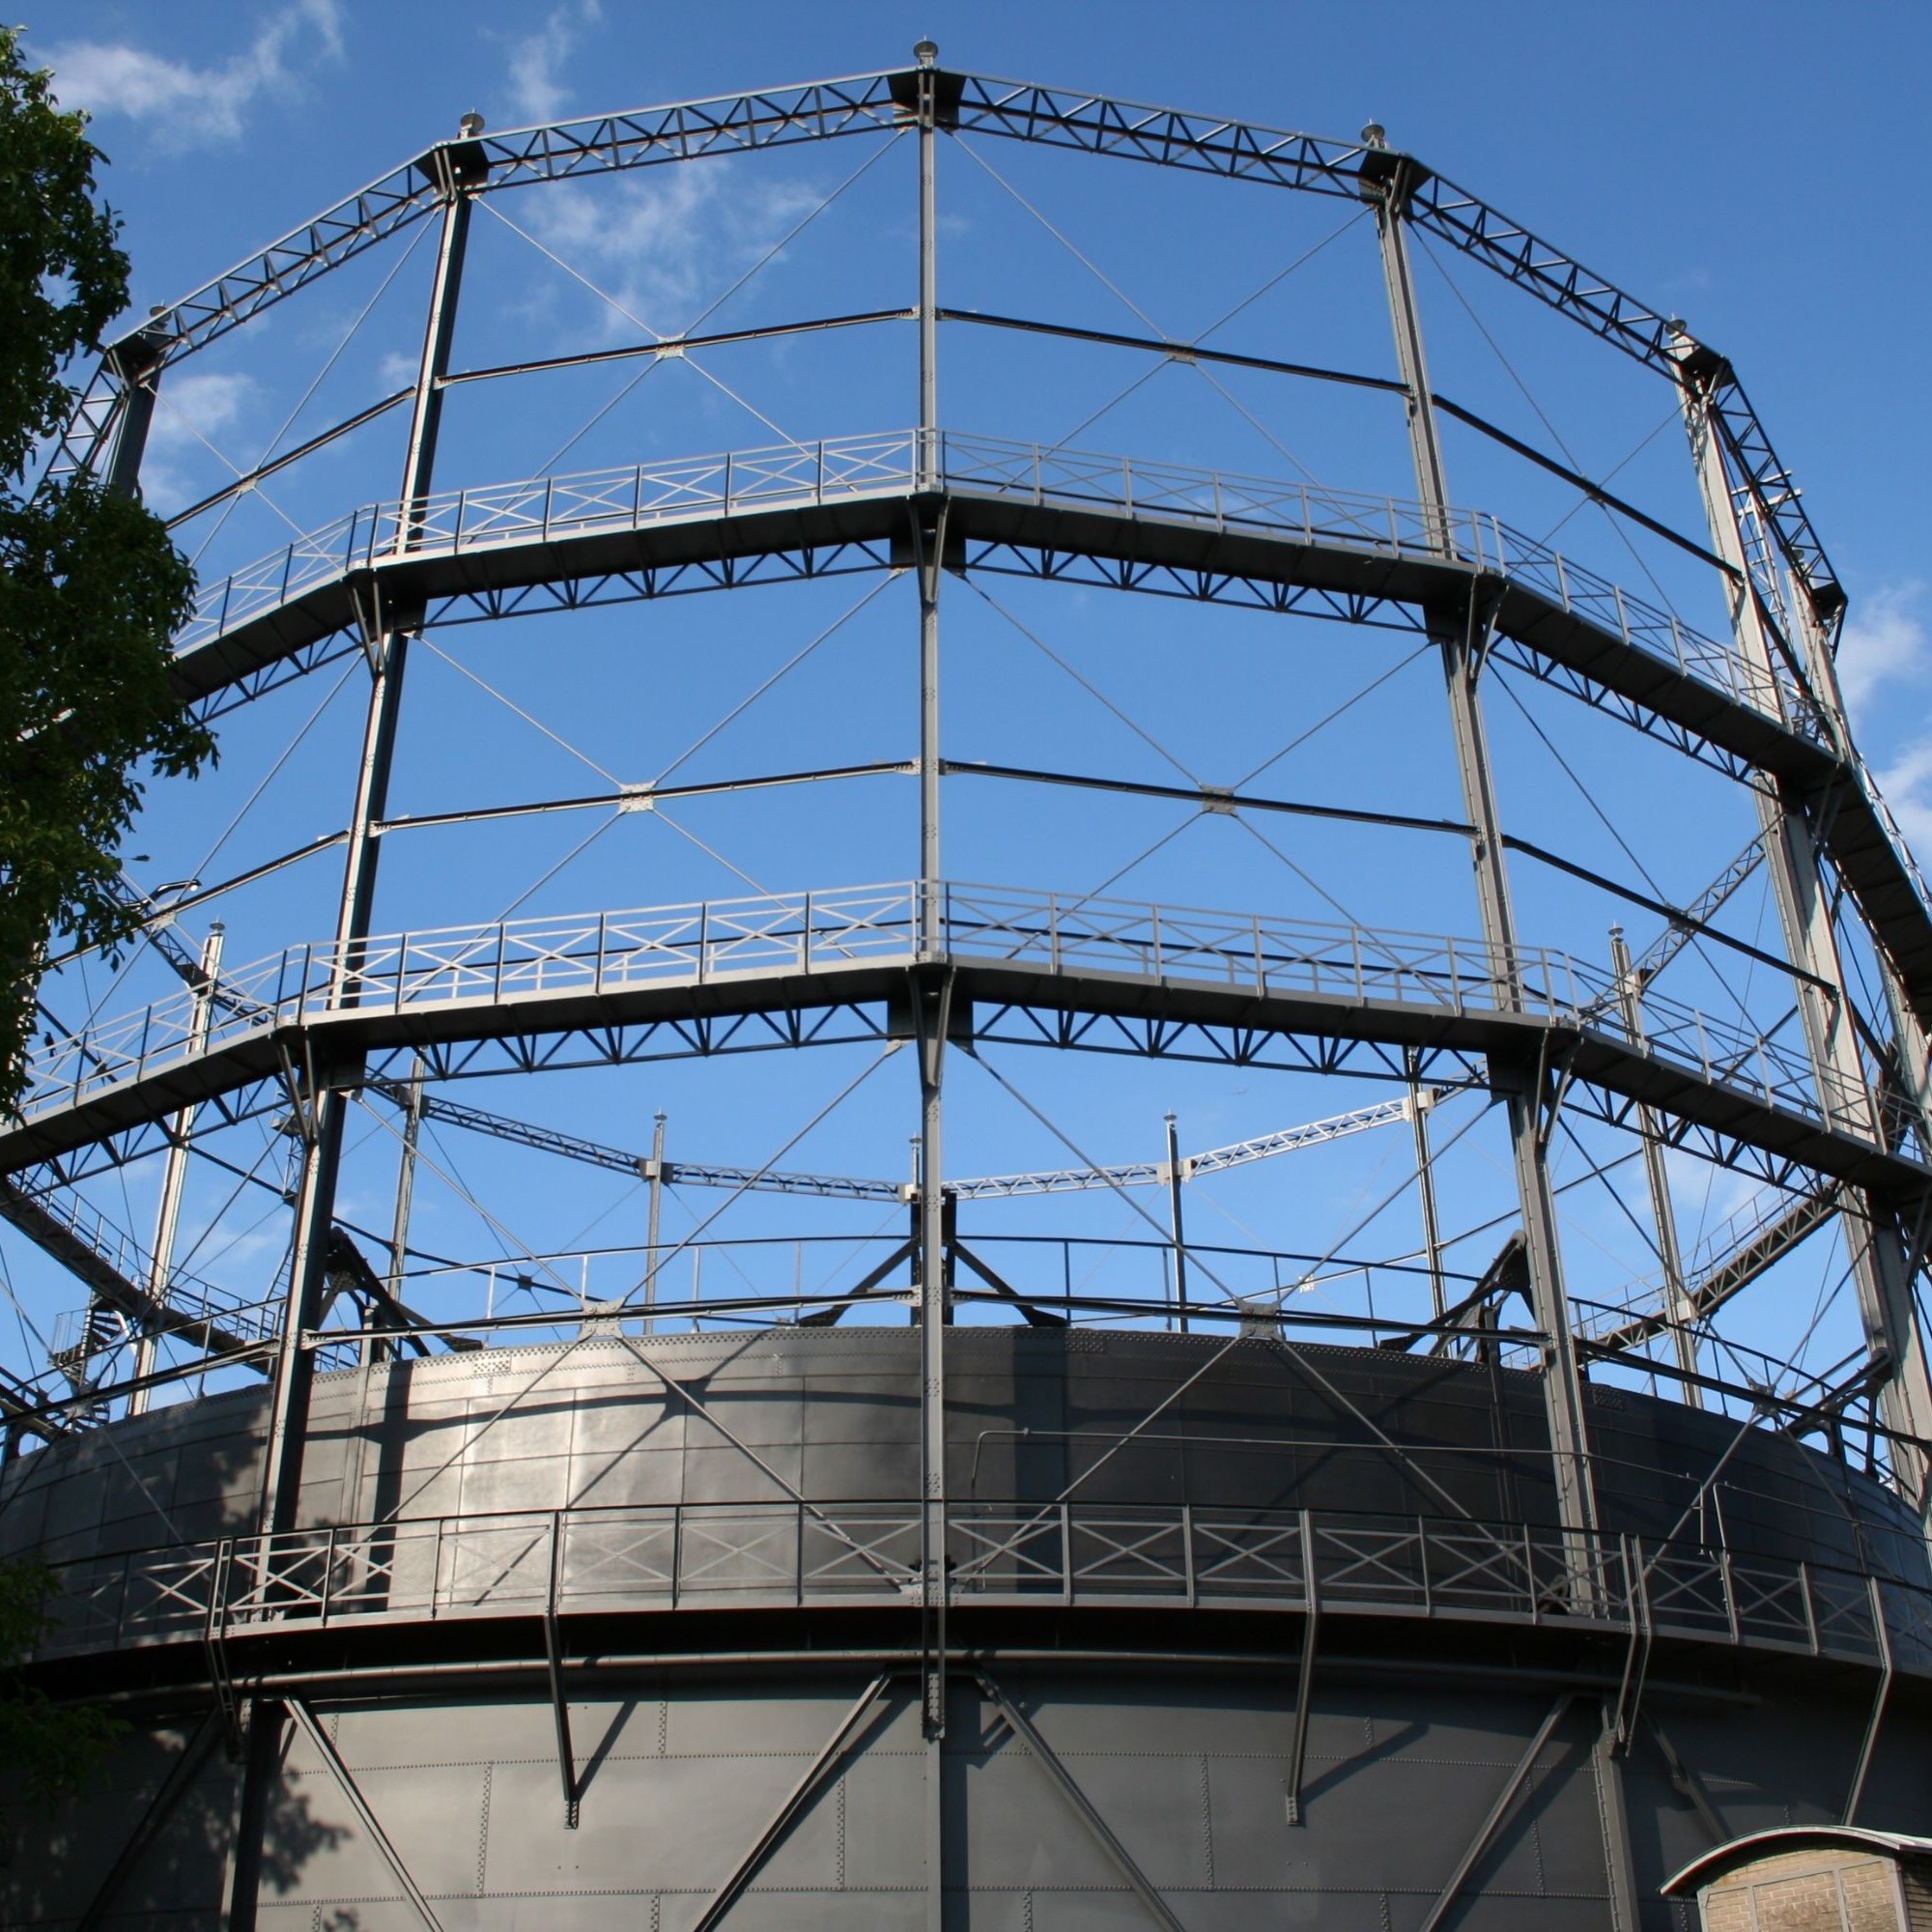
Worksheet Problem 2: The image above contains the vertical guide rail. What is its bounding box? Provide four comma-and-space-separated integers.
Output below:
1164, 1111, 1190, 1334
259, 146, 473, 1537
544, 1511, 580, 1829
912, 43, 949, 1932
643, 1110, 668, 1334
1406, 1056, 1446, 1321
1674, 330, 1932, 1521
1365, 128, 1599, 1565
1608, 926, 1699, 1404
128, 924, 224, 1412
380, 1053, 426, 1364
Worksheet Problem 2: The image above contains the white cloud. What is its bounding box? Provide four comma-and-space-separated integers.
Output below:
1832, 581, 1932, 875
40, 1, 344, 149
1876, 737, 1932, 872
531, 163, 821, 338
141, 370, 258, 514
1837, 579, 1929, 712
501, 0, 603, 127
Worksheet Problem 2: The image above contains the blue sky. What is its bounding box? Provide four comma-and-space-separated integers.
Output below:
6, 0, 1929, 1438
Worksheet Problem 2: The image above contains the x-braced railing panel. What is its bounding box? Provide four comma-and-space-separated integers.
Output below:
173, 431, 1813, 741
14, 880, 1904, 1166
33, 1497, 1932, 1685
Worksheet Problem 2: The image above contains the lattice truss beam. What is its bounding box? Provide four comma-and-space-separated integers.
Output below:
13, 51, 1932, 1516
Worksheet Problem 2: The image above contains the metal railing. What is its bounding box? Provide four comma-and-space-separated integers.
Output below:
34, 1496, 1932, 1682
20, 1186, 280, 1350
174, 429, 1817, 741
17, 881, 1906, 1158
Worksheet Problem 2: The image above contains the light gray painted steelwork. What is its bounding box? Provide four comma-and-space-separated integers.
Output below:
1676, 339, 1932, 1516
1367, 129, 1599, 1554
15, 51, 1932, 1932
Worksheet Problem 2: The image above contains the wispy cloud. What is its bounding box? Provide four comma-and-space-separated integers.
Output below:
530, 163, 822, 338
39, 1, 344, 149
500, 0, 603, 127
1837, 579, 1929, 712
1836, 581, 1932, 869
1876, 737, 1932, 870
142, 371, 258, 514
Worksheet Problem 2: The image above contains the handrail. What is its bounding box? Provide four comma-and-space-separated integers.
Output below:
32, 1494, 1932, 1681
15, 879, 1909, 1159
172, 428, 1824, 746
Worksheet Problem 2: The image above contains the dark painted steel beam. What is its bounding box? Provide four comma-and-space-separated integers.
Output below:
164, 389, 412, 529
937, 307, 1732, 578
74, 1707, 225, 1932
441, 306, 916, 387
689, 1673, 895, 1932
287, 1699, 445, 1930
977, 1672, 1188, 1931
1417, 1693, 1575, 1932
11, 947, 1918, 1193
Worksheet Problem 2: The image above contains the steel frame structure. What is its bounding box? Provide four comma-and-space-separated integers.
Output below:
11, 43, 1932, 1928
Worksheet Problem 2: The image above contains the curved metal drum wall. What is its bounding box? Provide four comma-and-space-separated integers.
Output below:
7, 1332, 1932, 1926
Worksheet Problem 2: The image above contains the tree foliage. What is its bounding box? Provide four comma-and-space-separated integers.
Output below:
0, 23, 213, 1114
0, 1557, 121, 1811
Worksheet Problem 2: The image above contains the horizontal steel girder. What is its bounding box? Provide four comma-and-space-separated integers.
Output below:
30, 1496, 1932, 1690
7, 881, 1927, 1202
157, 435, 1932, 1031
57, 69, 1834, 627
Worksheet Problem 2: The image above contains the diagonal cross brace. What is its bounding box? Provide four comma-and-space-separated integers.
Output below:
76, 1705, 225, 1932
691, 1672, 894, 1931
287, 1698, 444, 1932
977, 1672, 1188, 1932
1418, 1692, 1574, 1932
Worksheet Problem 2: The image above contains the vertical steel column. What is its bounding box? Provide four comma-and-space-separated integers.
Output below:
129, 924, 225, 1412
99, 319, 174, 1409
1608, 926, 1699, 1405
912, 44, 948, 1932
1163, 1112, 1190, 1333
1406, 1057, 1447, 1321
258, 154, 473, 1538
1675, 337, 1932, 1510
643, 1110, 668, 1334
102, 319, 168, 499
1365, 131, 1599, 1547
379, 1053, 426, 1363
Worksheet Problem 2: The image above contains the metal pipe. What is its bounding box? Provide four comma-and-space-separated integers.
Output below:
1406, 1056, 1446, 1321
1164, 1112, 1189, 1334
644, 1110, 667, 1334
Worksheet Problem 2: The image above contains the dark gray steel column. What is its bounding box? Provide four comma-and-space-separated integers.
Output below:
1365, 130, 1599, 1547
379, 1054, 426, 1363
1164, 1111, 1190, 1332
1675, 335, 1932, 1512
912, 43, 949, 1931
102, 320, 168, 499
1406, 1058, 1447, 1321
1608, 925, 1699, 1404
643, 1110, 668, 1334
258, 149, 474, 1537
